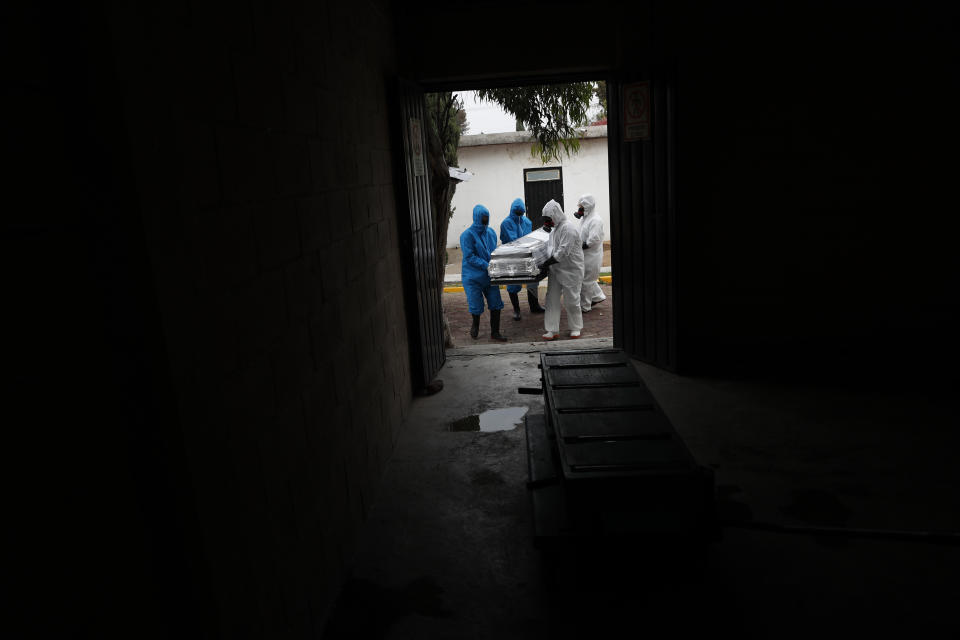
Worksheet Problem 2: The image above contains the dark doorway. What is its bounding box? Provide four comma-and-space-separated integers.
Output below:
523, 167, 564, 229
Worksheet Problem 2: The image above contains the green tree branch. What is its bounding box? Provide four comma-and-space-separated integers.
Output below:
476, 83, 597, 163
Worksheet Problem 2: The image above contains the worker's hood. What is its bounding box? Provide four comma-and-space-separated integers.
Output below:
577, 193, 596, 217
472, 204, 490, 228
510, 198, 526, 216
542, 199, 566, 226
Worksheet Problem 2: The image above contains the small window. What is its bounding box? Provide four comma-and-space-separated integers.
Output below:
525, 169, 561, 182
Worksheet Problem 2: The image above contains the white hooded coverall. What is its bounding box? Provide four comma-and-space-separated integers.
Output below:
577, 194, 607, 312
541, 200, 584, 334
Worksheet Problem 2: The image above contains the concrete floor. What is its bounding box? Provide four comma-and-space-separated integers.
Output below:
324, 340, 960, 638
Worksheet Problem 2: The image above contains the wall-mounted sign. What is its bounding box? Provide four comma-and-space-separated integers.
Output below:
409, 118, 425, 176
622, 81, 651, 142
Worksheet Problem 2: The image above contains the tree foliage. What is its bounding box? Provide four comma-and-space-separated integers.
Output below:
593, 81, 608, 122
424, 91, 468, 347
426, 92, 468, 175
476, 83, 596, 163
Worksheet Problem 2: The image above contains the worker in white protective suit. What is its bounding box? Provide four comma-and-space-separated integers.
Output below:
574, 193, 607, 313
538, 200, 585, 340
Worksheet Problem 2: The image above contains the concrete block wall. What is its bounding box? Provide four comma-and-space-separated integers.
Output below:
109, 0, 408, 634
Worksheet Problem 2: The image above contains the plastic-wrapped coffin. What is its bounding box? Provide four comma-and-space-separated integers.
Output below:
488, 228, 553, 281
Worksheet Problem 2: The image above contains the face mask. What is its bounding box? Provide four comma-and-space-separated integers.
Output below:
514, 209, 524, 216
480, 214, 489, 226
574, 206, 585, 219
542, 219, 554, 232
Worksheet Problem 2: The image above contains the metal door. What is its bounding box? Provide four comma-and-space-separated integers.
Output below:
393, 79, 445, 390
607, 76, 679, 371
523, 167, 564, 228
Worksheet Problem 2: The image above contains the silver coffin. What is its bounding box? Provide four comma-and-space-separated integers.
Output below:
488, 228, 553, 284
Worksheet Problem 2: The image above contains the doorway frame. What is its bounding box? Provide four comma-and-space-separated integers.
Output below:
402, 71, 679, 371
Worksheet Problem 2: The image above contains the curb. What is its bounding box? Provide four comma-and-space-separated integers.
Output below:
446, 336, 614, 356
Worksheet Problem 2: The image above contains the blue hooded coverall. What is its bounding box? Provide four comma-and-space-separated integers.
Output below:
460, 204, 504, 316
499, 198, 533, 294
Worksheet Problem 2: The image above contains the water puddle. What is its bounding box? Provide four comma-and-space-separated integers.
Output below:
448, 406, 528, 432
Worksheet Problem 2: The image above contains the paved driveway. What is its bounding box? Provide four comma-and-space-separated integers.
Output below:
443, 282, 612, 346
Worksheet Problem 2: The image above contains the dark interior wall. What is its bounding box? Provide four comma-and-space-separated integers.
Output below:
104, 0, 410, 634
9, 0, 409, 637
657, 3, 958, 376
7, 3, 219, 637
394, 1, 617, 87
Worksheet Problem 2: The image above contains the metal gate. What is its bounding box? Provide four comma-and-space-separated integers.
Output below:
523, 167, 564, 229
607, 77, 679, 371
394, 80, 445, 390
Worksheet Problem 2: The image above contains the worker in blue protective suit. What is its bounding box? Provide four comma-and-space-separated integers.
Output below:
460, 204, 508, 341
499, 198, 546, 320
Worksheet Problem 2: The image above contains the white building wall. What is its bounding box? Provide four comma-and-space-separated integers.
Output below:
448, 133, 610, 248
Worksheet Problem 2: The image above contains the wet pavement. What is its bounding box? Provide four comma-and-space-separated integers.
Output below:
447, 406, 529, 432
443, 282, 613, 346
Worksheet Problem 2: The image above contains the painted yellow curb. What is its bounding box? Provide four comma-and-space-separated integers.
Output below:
442, 285, 513, 293
598, 275, 612, 284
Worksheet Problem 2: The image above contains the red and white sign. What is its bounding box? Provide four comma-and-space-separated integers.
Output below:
410, 118, 425, 176
622, 81, 651, 142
